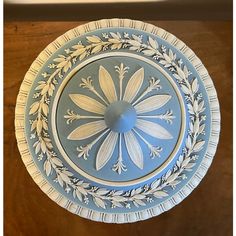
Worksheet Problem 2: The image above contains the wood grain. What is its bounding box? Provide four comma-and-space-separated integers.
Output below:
4, 21, 232, 236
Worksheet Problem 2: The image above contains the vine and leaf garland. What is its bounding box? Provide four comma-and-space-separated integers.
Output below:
29, 32, 206, 209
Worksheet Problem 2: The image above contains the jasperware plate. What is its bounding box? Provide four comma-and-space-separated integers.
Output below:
15, 19, 220, 223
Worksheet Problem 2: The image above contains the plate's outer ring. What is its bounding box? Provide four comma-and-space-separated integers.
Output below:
15, 19, 221, 223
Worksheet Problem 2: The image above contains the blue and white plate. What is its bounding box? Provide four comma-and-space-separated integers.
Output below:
15, 19, 220, 223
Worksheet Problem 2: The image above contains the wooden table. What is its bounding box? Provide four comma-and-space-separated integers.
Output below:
4, 21, 232, 236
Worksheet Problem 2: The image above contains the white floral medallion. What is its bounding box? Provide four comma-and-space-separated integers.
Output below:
66, 64, 174, 173
15, 19, 220, 223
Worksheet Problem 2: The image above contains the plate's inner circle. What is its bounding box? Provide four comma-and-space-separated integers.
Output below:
54, 55, 184, 185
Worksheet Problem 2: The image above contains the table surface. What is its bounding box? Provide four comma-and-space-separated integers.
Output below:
4, 21, 232, 236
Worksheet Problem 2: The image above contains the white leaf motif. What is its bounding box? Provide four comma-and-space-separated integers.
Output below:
75, 189, 82, 201
169, 49, 174, 60
86, 36, 101, 43
99, 66, 117, 103
142, 50, 155, 56
153, 191, 168, 198
181, 84, 190, 94
151, 179, 161, 189
148, 36, 158, 49
91, 45, 102, 54
133, 194, 146, 200
110, 32, 120, 39
199, 124, 205, 134
51, 158, 63, 167
185, 163, 196, 169
128, 40, 141, 47
136, 119, 173, 139
193, 118, 200, 133
135, 95, 171, 114
59, 172, 70, 183
176, 67, 186, 79
29, 102, 39, 115
193, 140, 205, 152
69, 94, 106, 115
94, 197, 106, 209
96, 188, 110, 195
191, 78, 199, 94
67, 120, 107, 140
124, 131, 143, 169
35, 142, 41, 154
44, 160, 51, 176
57, 175, 64, 187
113, 196, 127, 202
123, 68, 144, 103
96, 131, 118, 170
134, 199, 146, 206
186, 135, 192, 149
77, 186, 87, 195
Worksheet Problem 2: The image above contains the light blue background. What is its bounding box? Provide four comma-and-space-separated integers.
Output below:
25, 27, 211, 213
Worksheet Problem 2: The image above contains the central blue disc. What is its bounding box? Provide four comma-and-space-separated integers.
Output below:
104, 101, 137, 133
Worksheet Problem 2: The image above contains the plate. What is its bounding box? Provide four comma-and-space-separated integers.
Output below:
15, 19, 220, 223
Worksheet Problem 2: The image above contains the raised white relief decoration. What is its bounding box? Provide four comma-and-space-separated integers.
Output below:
28, 32, 206, 209
65, 64, 174, 173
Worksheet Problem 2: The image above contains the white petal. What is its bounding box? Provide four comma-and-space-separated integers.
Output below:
96, 131, 118, 170
135, 95, 171, 114
136, 119, 173, 139
124, 131, 143, 169
99, 66, 117, 103
67, 120, 107, 140
123, 68, 144, 103
69, 94, 106, 115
